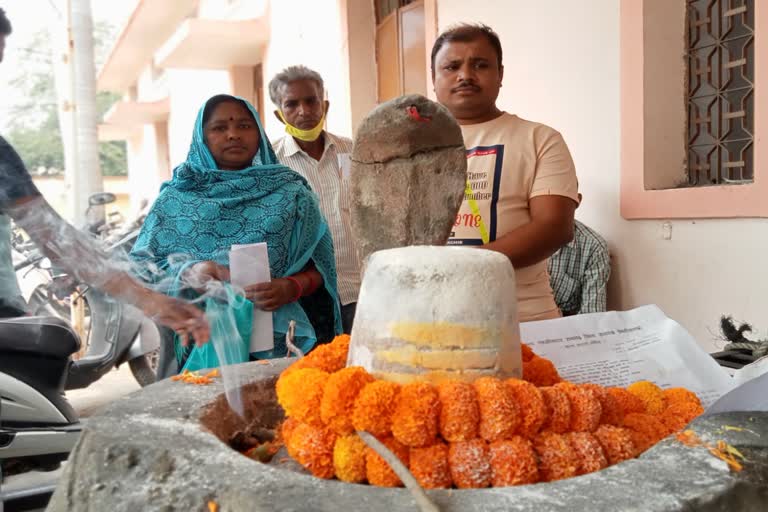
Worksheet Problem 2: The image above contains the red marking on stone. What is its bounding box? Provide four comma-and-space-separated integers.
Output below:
407, 105, 431, 123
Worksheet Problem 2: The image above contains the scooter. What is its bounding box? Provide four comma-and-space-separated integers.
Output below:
0, 297, 161, 507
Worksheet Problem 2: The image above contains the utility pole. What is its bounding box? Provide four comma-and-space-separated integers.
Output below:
69, 0, 104, 225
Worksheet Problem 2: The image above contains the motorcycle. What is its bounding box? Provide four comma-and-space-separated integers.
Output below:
11, 194, 159, 388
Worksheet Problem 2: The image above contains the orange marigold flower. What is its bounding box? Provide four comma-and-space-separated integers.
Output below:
409, 442, 452, 489
352, 380, 400, 437
583, 383, 624, 426
567, 432, 608, 475
522, 355, 562, 386
663, 387, 702, 409
555, 382, 603, 432
622, 413, 669, 454
505, 379, 547, 438
473, 377, 520, 442
448, 439, 492, 489
284, 334, 351, 375
540, 386, 572, 434
276, 368, 329, 426
437, 381, 480, 442
365, 436, 409, 487
281, 417, 300, 445
594, 425, 636, 465
607, 387, 646, 416
288, 422, 337, 479
391, 382, 441, 448
533, 432, 579, 482
333, 434, 367, 483
627, 381, 666, 415
661, 401, 705, 433
521, 343, 535, 362
489, 437, 539, 486
320, 366, 375, 435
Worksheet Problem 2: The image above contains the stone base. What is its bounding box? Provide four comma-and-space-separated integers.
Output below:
49, 360, 768, 512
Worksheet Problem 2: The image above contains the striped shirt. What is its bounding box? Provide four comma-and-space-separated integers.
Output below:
547, 220, 611, 316
274, 132, 361, 305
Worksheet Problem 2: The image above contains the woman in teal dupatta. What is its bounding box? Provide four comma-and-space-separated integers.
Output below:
131, 95, 342, 369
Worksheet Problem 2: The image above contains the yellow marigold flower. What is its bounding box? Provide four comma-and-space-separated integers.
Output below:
540, 386, 572, 433
288, 422, 337, 479
276, 368, 328, 426
391, 382, 441, 448
522, 355, 561, 386
594, 425, 636, 464
437, 380, 480, 442
448, 439, 492, 489
365, 436, 409, 487
409, 442, 452, 489
555, 382, 603, 433
663, 387, 702, 409
474, 377, 520, 442
489, 436, 539, 486
320, 366, 375, 435
627, 381, 666, 415
333, 434, 367, 483
567, 432, 608, 475
351, 380, 400, 437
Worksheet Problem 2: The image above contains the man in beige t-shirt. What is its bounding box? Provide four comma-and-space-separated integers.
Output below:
431, 23, 579, 322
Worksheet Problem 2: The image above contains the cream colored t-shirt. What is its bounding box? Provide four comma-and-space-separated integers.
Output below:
448, 113, 579, 322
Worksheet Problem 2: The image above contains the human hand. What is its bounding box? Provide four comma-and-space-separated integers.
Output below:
187, 261, 230, 290
143, 292, 210, 346
244, 278, 300, 311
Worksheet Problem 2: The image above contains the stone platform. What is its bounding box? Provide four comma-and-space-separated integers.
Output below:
48, 360, 768, 512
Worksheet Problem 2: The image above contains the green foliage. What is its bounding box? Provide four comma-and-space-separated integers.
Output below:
4, 21, 126, 176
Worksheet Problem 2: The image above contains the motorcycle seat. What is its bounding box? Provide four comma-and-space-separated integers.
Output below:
0, 316, 81, 359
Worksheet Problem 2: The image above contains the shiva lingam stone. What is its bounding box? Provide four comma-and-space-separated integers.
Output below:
47, 360, 768, 512
350, 94, 467, 264
346, 245, 522, 384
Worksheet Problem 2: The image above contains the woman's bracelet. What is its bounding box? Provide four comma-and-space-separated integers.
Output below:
285, 276, 303, 302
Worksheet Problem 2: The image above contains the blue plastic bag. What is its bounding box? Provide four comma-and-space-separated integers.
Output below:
181, 284, 253, 372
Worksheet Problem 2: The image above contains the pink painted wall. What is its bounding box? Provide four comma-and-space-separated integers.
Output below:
436, 0, 768, 351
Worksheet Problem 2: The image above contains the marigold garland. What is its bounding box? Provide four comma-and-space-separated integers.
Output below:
437, 381, 480, 442
627, 380, 666, 415
274, 335, 705, 488
351, 380, 401, 437
333, 434, 367, 483
409, 442, 452, 489
391, 382, 441, 448
489, 436, 539, 486
320, 366, 374, 435
474, 377, 520, 442
448, 439, 492, 489
365, 436, 409, 487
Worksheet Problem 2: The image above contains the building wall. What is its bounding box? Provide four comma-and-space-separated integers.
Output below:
260, 0, 356, 142
435, 0, 768, 350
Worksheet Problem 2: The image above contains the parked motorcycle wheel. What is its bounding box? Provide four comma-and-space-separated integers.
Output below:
128, 348, 159, 387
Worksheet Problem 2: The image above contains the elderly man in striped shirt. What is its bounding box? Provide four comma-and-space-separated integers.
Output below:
269, 65, 361, 334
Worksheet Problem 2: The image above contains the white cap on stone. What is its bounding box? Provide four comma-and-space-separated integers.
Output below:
347, 246, 522, 384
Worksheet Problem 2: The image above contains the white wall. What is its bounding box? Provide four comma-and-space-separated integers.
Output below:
436, 0, 768, 351
261, 0, 353, 142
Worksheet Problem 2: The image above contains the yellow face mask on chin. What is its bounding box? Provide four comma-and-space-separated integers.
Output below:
278, 110, 325, 142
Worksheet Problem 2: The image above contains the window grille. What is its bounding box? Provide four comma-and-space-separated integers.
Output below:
686, 0, 754, 186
